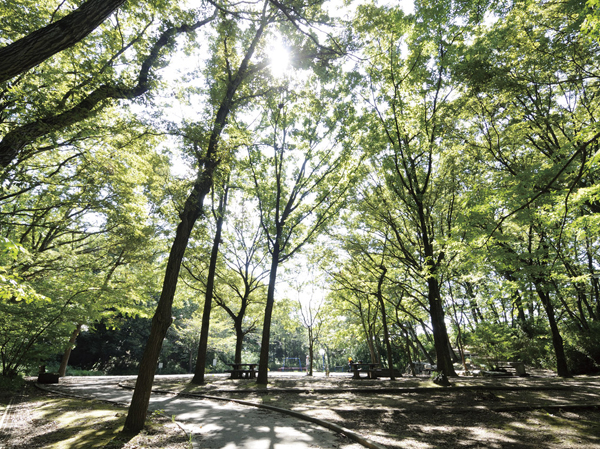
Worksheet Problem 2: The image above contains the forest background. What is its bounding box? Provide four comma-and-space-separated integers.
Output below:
1, 0, 600, 427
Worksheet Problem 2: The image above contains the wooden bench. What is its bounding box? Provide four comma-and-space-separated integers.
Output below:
372, 368, 402, 379
226, 363, 257, 379
479, 361, 527, 377
350, 362, 379, 379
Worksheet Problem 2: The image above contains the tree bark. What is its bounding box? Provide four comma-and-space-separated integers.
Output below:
124, 186, 206, 431
0, 0, 126, 84
257, 243, 280, 384
192, 185, 229, 384
234, 321, 244, 365
58, 323, 82, 377
535, 282, 571, 377
428, 275, 457, 376
377, 265, 397, 379
307, 326, 314, 376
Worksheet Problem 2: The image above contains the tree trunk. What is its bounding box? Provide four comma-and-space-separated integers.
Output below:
257, 243, 280, 385
377, 266, 397, 379
123, 14, 267, 429
58, 323, 82, 377
428, 276, 457, 376
192, 186, 228, 384
307, 327, 314, 376
124, 194, 204, 431
234, 322, 244, 365
535, 283, 571, 377
408, 324, 434, 364
405, 331, 416, 376
0, 0, 125, 83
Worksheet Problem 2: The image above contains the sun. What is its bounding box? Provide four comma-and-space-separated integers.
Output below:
269, 40, 290, 78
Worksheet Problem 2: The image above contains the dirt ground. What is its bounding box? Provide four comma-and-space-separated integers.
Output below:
2, 371, 600, 448
0, 382, 190, 449
146, 371, 600, 449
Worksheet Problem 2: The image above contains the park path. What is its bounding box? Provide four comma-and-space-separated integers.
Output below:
42, 375, 367, 449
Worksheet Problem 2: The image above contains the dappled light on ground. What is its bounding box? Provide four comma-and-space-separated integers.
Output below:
141, 371, 600, 448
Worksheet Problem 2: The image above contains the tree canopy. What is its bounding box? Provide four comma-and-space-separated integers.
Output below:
2, 0, 600, 431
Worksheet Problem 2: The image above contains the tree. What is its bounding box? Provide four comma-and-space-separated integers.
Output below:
214, 193, 269, 365
0, 0, 126, 83
0, 112, 168, 376
350, 2, 477, 376
289, 264, 325, 376
0, 4, 217, 168
248, 77, 358, 384
124, 3, 276, 431
191, 179, 230, 384
456, 0, 600, 376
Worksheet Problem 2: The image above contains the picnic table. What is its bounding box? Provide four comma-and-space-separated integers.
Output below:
349, 362, 379, 379
226, 363, 257, 379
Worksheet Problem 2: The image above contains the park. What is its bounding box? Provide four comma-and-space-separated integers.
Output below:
1, 0, 600, 446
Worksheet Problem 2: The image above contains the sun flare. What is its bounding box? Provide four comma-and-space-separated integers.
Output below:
269, 41, 290, 78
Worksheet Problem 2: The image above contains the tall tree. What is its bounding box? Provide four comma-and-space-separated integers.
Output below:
124, 3, 276, 431
192, 179, 230, 384
248, 77, 357, 384
457, 0, 600, 376
351, 2, 475, 376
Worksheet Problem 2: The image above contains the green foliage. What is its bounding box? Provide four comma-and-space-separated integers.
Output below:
466, 323, 518, 370
0, 237, 47, 303
0, 374, 25, 391
1, 0, 599, 380
564, 322, 600, 374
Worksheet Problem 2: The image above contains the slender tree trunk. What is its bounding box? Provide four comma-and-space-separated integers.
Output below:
367, 334, 379, 364
0, 0, 126, 84
464, 282, 484, 324
428, 275, 457, 376
377, 266, 397, 379
307, 327, 314, 376
58, 323, 82, 377
257, 243, 280, 385
124, 193, 205, 431
408, 324, 434, 364
234, 322, 244, 365
192, 186, 228, 384
535, 283, 571, 377
405, 332, 415, 376
123, 14, 267, 429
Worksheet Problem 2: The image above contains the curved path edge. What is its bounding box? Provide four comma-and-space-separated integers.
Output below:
35, 382, 129, 407
119, 384, 388, 449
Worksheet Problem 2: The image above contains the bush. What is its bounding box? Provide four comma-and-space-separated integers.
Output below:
0, 374, 25, 392
564, 322, 600, 375
565, 345, 600, 375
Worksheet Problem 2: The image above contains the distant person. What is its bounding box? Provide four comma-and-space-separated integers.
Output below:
348, 357, 353, 372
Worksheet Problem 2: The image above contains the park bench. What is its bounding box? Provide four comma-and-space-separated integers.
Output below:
372, 368, 402, 379
37, 365, 59, 384
479, 361, 528, 377
349, 362, 379, 379
226, 363, 257, 379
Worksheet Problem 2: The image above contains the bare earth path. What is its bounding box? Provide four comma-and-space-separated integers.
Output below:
3, 371, 600, 448
40, 375, 365, 449
140, 371, 600, 449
